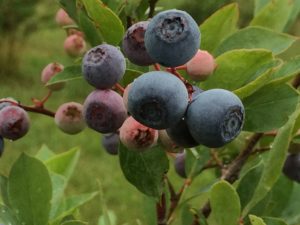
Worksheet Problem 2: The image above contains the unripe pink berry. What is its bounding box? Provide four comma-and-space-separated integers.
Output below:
186, 50, 216, 81
64, 34, 87, 57
55, 102, 86, 135
0, 106, 30, 140
55, 8, 75, 27
120, 116, 158, 151
41, 62, 65, 91
159, 130, 183, 153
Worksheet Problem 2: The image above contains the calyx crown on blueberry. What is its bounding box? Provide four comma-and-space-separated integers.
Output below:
144, 9, 200, 67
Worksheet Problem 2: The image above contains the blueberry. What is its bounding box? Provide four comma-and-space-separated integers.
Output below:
174, 151, 187, 178
119, 116, 158, 151
82, 44, 126, 89
122, 21, 155, 66
186, 89, 244, 148
186, 50, 216, 81
83, 89, 127, 133
55, 102, 86, 135
0, 136, 4, 157
166, 118, 198, 148
0, 106, 30, 140
64, 34, 87, 57
41, 62, 65, 91
166, 86, 201, 148
128, 71, 189, 129
101, 133, 119, 155
0, 97, 18, 111
283, 153, 300, 182
144, 9, 200, 67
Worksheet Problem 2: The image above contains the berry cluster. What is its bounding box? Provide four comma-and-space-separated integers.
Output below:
0, 8, 245, 179
79, 9, 245, 162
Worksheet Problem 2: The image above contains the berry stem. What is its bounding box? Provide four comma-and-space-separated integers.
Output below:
154, 63, 161, 71
0, 99, 55, 117
114, 83, 125, 94
167, 68, 194, 101
175, 65, 187, 70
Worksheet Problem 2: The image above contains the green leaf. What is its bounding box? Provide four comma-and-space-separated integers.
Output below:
284, 0, 300, 31
254, 0, 270, 15
234, 65, 277, 99
242, 105, 300, 216
236, 162, 264, 210
35, 144, 55, 162
49, 173, 67, 220
0, 175, 10, 206
0, 204, 19, 225
51, 192, 98, 222
98, 210, 117, 225
262, 217, 287, 225
249, 215, 266, 225
243, 83, 299, 132
208, 181, 241, 225
281, 182, 300, 224
45, 147, 80, 181
119, 144, 169, 198
120, 69, 143, 87
81, 0, 124, 45
200, 49, 274, 91
61, 220, 88, 225
47, 65, 82, 86
199, 3, 239, 53
250, 0, 293, 32
58, 0, 78, 22
249, 175, 293, 217
185, 146, 210, 179
8, 153, 52, 225
215, 26, 297, 56
78, 9, 102, 46
124, 0, 142, 17
181, 204, 195, 225
270, 56, 300, 83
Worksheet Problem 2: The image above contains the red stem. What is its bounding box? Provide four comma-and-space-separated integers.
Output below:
154, 63, 161, 71
0, 100, 55, 118
114, 83, 125, 94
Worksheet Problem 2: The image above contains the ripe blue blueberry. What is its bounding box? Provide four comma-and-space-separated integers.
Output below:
144, 9, 200, 67
186, 89, 244, 148
0, 136, 4, 157
82, 44, 126, 89
83, 89, 127, 133
122, 21, 155, 66
166, 118, 198, 148
283, 153, 300, 182
128, 71, 189, 129
101, 133, 119, 155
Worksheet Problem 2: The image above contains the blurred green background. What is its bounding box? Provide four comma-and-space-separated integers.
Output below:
0, 0, 299, 224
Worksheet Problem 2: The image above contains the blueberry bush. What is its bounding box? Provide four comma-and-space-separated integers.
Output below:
1, 0, 300, 225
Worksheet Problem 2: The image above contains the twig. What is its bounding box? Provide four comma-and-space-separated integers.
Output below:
0, 99, 55, 118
